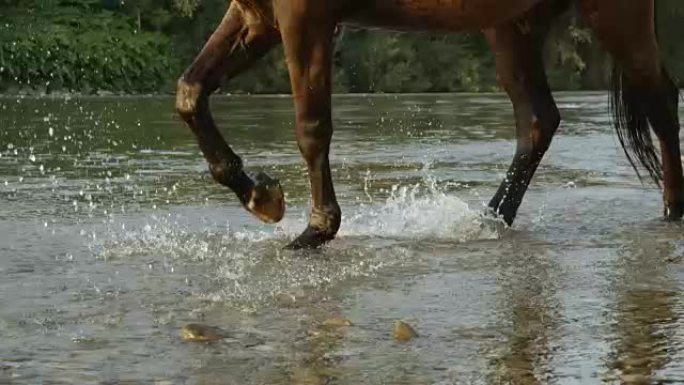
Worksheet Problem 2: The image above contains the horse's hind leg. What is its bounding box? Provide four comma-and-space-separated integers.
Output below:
581, 0, 683, 219
275, 3, 340, 249
176, 2, 285, 223
484, 5, 562, 225
648, 71, 683, 219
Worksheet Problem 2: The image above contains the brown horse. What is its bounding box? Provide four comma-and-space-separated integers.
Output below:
176, 0, 682, 249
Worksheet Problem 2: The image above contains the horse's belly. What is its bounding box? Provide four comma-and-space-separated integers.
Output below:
344, 0, 544, 31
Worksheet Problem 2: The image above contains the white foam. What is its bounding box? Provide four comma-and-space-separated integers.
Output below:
341, 180, 502, 243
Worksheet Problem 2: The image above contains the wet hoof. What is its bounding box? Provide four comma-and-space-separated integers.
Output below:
285, 226, 335, 250
663, 206, 684, 222
484, 207, 514, 226
482, 207, 500, 220
243, 172, 285, 224
479, 209, 509, 233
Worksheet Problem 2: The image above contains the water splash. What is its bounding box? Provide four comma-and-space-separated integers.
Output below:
95, 216, 399, 310
92, 177, 502, 308
342, 177, 503, 242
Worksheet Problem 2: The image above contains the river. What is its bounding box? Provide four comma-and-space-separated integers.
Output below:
1, 93, 684, 384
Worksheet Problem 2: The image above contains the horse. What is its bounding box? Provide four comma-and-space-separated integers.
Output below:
175, 0, 682, 249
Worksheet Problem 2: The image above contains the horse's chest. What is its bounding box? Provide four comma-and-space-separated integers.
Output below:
345, 0, 543, 31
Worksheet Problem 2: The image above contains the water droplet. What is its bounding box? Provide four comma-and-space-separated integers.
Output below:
29, 154, 36, 162
48, 127, 54, 137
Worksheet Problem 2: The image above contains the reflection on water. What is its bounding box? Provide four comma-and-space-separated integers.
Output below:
2, 93, 684, 384
490, 240, 559, 385
604, 233, 681, 384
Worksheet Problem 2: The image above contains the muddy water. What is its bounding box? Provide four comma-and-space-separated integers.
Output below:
1, 93, 684, 384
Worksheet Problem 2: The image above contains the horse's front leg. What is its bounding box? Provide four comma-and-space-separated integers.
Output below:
176, 2, 285, 223
484, 5, 562, 225
275, 3, 340, 249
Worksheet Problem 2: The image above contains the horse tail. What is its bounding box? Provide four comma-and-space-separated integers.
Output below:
609, 66, 662, 186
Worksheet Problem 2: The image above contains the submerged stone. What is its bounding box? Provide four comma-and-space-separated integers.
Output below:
620, 374, 650, 384
393, 320, 418, 342
274, 292, 297, 308
321, 317, 354, 328
180, 323, 226, 342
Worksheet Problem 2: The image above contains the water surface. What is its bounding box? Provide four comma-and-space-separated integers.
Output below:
1, 93, 684, 384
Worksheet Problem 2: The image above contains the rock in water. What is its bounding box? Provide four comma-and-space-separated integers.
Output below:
322, 317, 354, 328
180, 323, 226, 342
393, 320, 418, 342
620, 374, 649, 384
274, 292, 297, 308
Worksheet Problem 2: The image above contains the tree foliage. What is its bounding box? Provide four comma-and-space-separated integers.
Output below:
0, 0, 176, 93
0, 0, 682, 94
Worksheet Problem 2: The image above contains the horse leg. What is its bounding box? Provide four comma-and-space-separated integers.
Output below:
581, 0, 683, 219
484, 12, 561, 225
176, 3, 285, 223
274, 3, 340, 249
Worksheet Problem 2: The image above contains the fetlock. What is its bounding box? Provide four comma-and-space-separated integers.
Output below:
309, 205, 341, 238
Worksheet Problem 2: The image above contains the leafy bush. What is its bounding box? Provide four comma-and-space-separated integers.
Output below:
0, 0, 177, 93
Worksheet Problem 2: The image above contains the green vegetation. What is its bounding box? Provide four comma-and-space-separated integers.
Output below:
1, 0, 682, 94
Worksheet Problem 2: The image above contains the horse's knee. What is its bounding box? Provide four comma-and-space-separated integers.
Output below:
523, 105, 560, 155
295, 118, 333, 159
175, 78, 203, 121
532, 116, 559, 152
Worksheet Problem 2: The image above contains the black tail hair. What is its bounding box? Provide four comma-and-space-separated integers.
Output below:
609, 67, 663, 186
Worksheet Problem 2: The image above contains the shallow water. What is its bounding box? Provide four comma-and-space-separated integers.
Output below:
1, 93, 684, 384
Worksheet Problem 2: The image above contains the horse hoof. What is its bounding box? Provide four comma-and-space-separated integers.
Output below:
285, 226, 335, 250
244, 172, 285, 223
663, 205, 684, 222
482, 207, 499, 219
